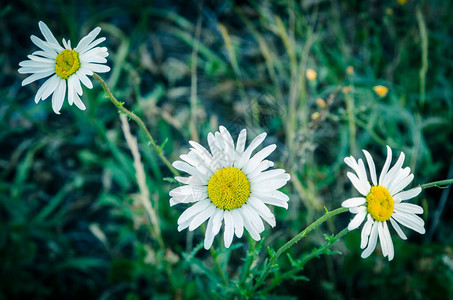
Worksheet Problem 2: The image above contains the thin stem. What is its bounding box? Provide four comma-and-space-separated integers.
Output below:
93, 73, 179, 176
251, 207, 349, 293
209, 246, 228, 286
200, 224, 228, 286
418, 178, 453, 189
259, 227, 349, 295
239, 235, 257, 287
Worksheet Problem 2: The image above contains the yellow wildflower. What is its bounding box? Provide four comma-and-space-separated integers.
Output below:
306, 68, 317, 81
373, 85, 389, 97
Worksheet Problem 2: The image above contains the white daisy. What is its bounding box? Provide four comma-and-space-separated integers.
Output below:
18, 21, 110, 114
170, 126, 290, 249
342, 145, 425, 261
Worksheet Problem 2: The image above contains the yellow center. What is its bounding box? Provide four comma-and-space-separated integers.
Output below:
366, 186, 394, 222
207, 167, 250, 210
55, 49, 80, 79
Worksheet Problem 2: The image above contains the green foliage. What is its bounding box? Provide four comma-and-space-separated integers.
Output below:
1, 0, 453, 299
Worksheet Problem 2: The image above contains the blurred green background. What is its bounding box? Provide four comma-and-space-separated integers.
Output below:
1, 0, 453, 299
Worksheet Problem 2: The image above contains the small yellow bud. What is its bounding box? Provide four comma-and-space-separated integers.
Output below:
397, 0, 408, 5
316, 98, 326, 108
346, 66, 354, 75
373, 85, 389, 97
311, 112, 320, 121
342, 85, 352, 94
386, 8, 394, 15
306, 68, 317, 81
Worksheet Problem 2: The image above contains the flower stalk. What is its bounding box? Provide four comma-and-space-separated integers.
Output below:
251, 207, 349, 293
418, 178, 453, 189
93, 72, 179, 176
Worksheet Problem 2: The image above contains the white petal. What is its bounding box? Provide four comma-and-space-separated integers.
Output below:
223, 210, 234, 248
363, 149, 377, 186
204, 213, 217, 250
378, 145, 393, 185
243, 144, 276, 174
189, 204, 216, 231
393, 187, 422, 202
35, 74, 59, 103
211, 209, 224, 236
382, 151, 406, 188
383, 221, 394, 261
349, 206, 366, 214
19, 59, 54, 68
236, 129, 247, 154
30, 35, 61, 54
247, 197, 276, 227
51, 78, 66, 114
357, 159, 369, 185
389, 174, 414, 196
244, 160, 274, 179
250, 176, 290, 192
81, 63, 110, 73
348, 210, 367, 230
219, 126, 235, 160
378, 222, 388, 257
253, 191, 289, 209
81, 37, 107, 54
231, 209, 244, 238
387, 167, 411, 194
347, 172, 370, 196
389, 217, 407, 240
242, 204, 264, 233
360, 215, 373, 249
75, 70, 93, 89
68, 76, 75, 105
188, 141, 216, 172
180, 152, 213, 177
169, 185, 206, 197
21, 69, 55, 86
239, 208, 260, 241
170, 195, 207, 206
75, 27, 102, 53
18, 66, 55, 74
38, 21, 59, 46
71, 91, 86, 110
31, 50, 57, 59
177, 198, 211, 225
361, 221, 378, 258
391, 211, 425, 234
236, 132, 266, 169
207, 132, 222, 168
80, 46, 109, 59
344, 156, 359, 174
172, 161, 209, 183
341, 197, 366, 208
395, 202, 423, 214
248, 169, 286, 183
175, 176, 204, 186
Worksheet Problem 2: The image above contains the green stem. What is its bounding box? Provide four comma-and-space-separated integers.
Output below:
251, 207, 349, 293
259, 227, 349, 295
93, 73, 179, 176
209, 246, 228, 286
239, 235, 257, 287
418, 179, 453, 189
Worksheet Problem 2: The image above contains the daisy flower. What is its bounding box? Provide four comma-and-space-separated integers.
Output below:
342, 146, 425, 261
18, 21, 110, 114
170, 126, 290, 249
